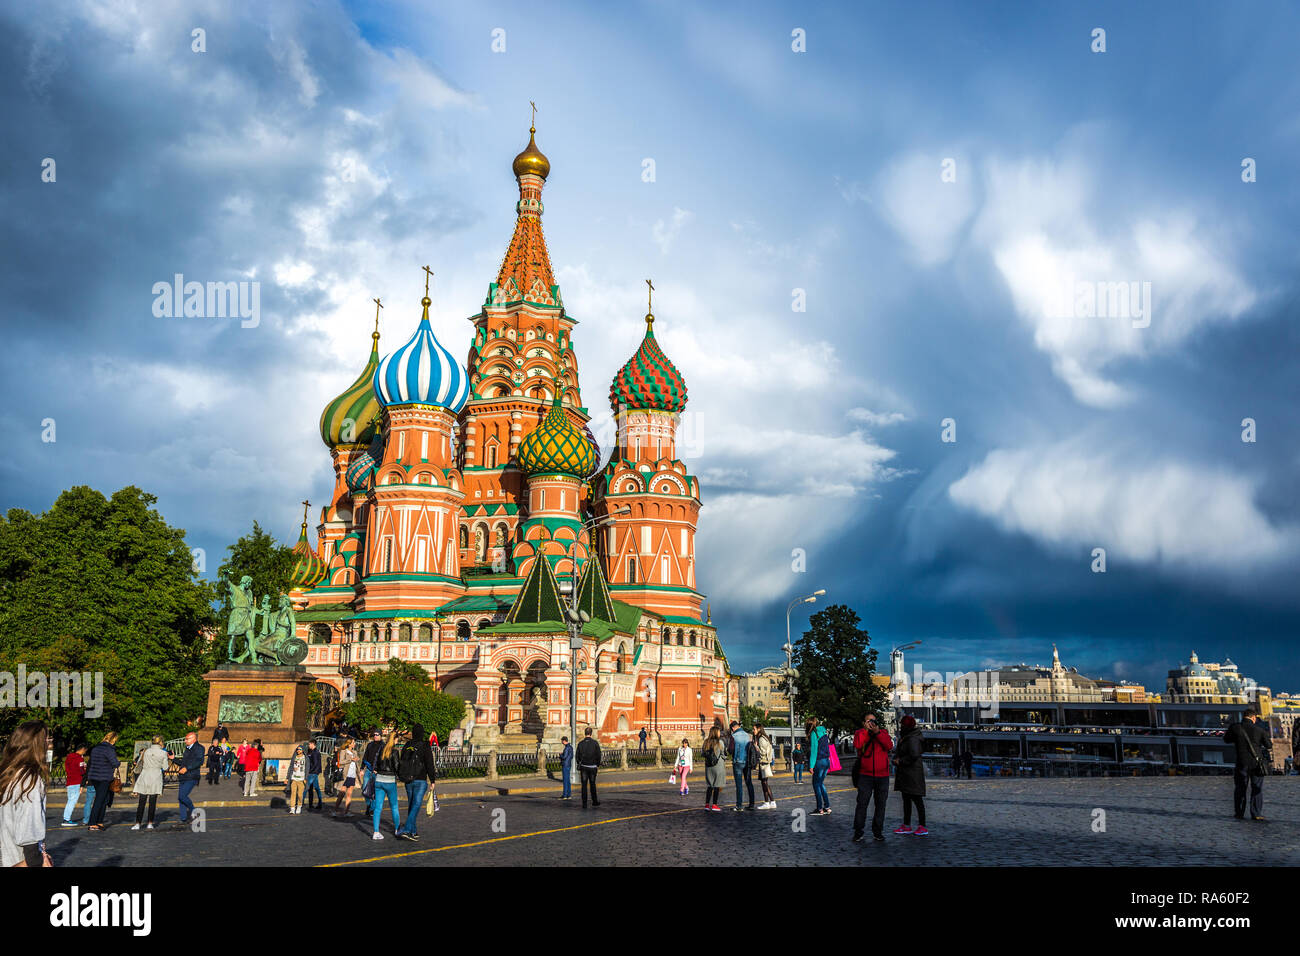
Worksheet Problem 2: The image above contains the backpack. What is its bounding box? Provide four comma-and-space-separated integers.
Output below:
397, 744, 424, 784
704, 745, 720, 768
743, 737, 759, 772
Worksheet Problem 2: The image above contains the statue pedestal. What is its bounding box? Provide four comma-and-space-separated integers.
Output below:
203, 665, 316, 780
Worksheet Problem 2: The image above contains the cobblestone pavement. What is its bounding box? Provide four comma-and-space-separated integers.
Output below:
45, 775, 1298, 867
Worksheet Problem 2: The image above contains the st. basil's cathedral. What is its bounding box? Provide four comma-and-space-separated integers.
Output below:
286, 124, 739, 748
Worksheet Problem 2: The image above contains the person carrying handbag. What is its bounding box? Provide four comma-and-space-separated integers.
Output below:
1225, 706, 1272, 820
752, 724, 777, 809
673, 739, 693, 796
807, 718, 831, 815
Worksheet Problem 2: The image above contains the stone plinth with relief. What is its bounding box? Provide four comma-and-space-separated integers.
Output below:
203, 664, 316, 774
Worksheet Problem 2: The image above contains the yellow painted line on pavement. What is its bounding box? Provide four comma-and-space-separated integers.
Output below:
318, 805, 700, 866
319, 784, 861, 866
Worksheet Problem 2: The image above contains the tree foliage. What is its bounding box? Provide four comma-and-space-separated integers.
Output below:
0, 487, 217, 753
340, 658, 466, 743
785, 604, 888, 740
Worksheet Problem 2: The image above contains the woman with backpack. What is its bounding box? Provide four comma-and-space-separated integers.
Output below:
0, 720, 52, 867
332, 736, 359, 818
893, 715, 928, 835
807, 718, 831, 816
369, 730, 402, 840
702, 726, 726, 811
673, 738, 693, 796
130, 736, 168, 830
752, 724, 777, 809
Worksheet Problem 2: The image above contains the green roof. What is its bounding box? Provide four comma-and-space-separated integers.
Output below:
346, 609, 445, 620
296, 602, 354, 622
505, 554, 566, 625
435, 595, 514, 615
574, 555, 617, 624
662, 614, 706, 626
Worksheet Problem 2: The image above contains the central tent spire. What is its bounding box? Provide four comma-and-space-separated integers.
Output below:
492, 110, 558, 308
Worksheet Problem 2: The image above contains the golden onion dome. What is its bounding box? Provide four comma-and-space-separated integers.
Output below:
512, 126, 550, 180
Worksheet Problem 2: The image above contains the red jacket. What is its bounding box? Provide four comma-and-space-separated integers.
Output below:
853, 728, 894, 777
241, 748, 261, 771
65, 753, 86, 786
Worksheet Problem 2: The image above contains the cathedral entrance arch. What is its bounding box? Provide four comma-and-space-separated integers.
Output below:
523, 659, 549, 734
498, 660, 522, 731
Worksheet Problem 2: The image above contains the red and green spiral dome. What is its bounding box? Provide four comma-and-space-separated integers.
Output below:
609, 316, 688, 414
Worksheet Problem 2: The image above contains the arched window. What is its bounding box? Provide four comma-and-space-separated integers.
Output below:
384, 540, 393, 572
676, 629, 684, 646
417, 623, 433, 642
309, 624, 331, 645
689, 632, 697, 647
487, 444, 498, 468
456, 620, 471, 641
661, 627, 670, 644
477, 618, 492, 633
459, 525, 469, 550
627, 558, 637, 583
399, 623, 412, 643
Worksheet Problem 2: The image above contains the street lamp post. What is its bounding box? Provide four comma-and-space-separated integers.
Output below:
562, 507, 630, 747
784, 589, 825, 755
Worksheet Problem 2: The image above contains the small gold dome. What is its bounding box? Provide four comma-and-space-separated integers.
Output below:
512, 127, 550, 180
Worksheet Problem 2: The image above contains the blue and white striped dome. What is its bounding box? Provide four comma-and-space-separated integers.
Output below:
372, 298, 470, 412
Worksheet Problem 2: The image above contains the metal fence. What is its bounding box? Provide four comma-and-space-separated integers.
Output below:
918, 755, 1236, 779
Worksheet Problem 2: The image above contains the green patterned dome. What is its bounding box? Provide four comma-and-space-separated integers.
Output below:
320, 329, 382, 449
517, 396, 597, 478
290, 521, 326, 590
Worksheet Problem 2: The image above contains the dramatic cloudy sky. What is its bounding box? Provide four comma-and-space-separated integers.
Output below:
3, 0, 1298, 690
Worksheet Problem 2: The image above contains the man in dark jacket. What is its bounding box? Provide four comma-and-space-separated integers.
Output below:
395, 724, 438, 841
1225, 706, 1272, 820
559, 736, 573, 799
851, 713, 894, 843
304, 740, 324, 811
576, 727, 601, 808
173, 731, 206, 829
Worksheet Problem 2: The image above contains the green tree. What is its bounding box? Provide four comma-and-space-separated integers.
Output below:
214, 521, 296, 663
341, 659, 465, 743
784, 604, 888, 741
0, 487, 218, 753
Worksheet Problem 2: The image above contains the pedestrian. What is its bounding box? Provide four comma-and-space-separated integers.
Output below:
702, 726, 726, 811
0, 720, 52, 867
673, 738, 693, 796
212, 723, 229, 745
807, 718, 831, 815
332, 736, 360, 818
284, 745, 307, 815
131, 736, 168, 831
205, 741, 224, 785
851, 712, 894, 843
395, 723, 437, 842
950, 750, 961, 778
791, 740, 805, 784
234, 739, 249, 787
172, 730, 205, 829
241, 738, 262, 797
369, 730, 401, 841
1225, 705, 1272, 821
962, 750, 973, 779
427, 727, 440, 750
892, 715, 928, 836
638, 727, 648, 754
304, 740, 323, 812
726, 720, 755, 812
752, 723, 776, 809
576, 727, 601, 808
558, 736, 573, 800
361, 729, 383, 816
85, 731, 121, 831
61, 744, 87, 828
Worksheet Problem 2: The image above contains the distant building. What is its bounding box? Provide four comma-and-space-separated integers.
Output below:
952, 645, 1105, 704
1094, 680, 1148, 703
1165, 652, 1266, 705
739, 666, 789, 714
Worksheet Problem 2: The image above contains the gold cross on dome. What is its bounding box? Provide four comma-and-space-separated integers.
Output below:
423, 265, 434, 296
530, 100, 537, 129
371, 297, 383, 334
646, 278, 655, 313
300, 499, 311, 525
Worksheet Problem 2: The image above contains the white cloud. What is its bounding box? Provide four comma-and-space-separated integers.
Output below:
948, 445, 1293, 570
652, 207, 693, 254
873, 151, 976, 266
847, 408, 907, 427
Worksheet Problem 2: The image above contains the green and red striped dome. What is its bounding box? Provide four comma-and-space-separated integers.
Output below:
609, 318, 687, 414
